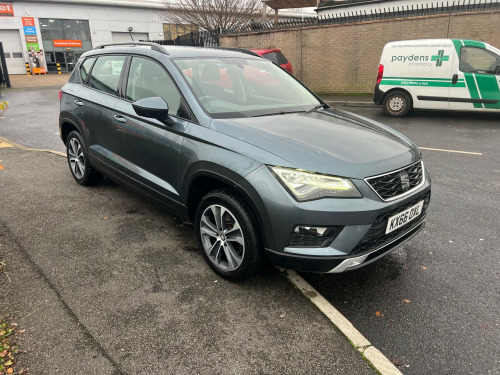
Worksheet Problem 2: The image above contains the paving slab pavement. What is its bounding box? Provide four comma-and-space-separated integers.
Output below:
0, 146, 377, 374
3, 73, 69, 90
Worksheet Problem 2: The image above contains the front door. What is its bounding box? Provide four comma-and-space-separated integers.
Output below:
113, 56, 191, 208
449, 41, 500, 110
64, 51, 76, 72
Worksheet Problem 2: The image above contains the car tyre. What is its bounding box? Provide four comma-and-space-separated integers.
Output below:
66, 130, 102, 185
195, 188, 263, 281
382, 91, 412, 117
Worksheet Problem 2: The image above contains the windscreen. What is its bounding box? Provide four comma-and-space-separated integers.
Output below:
173, 57, 319, 118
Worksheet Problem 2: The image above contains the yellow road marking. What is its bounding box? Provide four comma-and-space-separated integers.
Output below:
0, 141, 13, 148
0, 136, 65, 157
419, 147, 482, 156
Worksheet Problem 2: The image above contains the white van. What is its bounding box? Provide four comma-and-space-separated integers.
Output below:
374, 39, 500, 116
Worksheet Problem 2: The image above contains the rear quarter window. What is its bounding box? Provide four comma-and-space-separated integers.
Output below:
263, 51, 288, 65
79, 57, 96, 84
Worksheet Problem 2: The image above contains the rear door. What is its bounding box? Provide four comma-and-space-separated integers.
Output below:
449, 40, 500, 111
113, 55, 192, 208
76, 54, 127, 164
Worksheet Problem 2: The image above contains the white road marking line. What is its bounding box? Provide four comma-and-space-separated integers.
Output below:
283, 269, 403, 375
419, 147, 482, 155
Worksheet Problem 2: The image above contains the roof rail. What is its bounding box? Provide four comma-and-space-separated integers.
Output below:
93, 42, 168, 54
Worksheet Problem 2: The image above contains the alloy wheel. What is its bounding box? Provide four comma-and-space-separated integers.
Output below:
199, 204, 245, 272
68, 138, 85, 179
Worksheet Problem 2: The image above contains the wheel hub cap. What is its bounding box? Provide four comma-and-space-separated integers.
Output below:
390, 97, 404, 111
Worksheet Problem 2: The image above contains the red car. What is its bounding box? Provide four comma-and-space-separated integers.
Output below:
250, 48, 293, 74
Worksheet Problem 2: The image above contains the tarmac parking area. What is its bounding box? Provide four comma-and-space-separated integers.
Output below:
0, 147, 376, 375
303, 107, 500, 374
0, 85, 499, 374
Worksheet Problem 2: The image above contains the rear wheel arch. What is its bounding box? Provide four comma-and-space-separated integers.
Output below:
60, 120, 80, 145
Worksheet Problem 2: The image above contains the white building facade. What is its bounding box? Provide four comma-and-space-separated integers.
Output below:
0, 0, 168, 74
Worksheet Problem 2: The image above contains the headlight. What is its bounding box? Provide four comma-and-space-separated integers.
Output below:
269, 166, 362, 201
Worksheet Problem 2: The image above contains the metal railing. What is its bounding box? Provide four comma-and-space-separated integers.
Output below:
145, 0, 500, 46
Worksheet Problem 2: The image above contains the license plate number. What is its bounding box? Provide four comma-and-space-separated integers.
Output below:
385, 201, 424, 234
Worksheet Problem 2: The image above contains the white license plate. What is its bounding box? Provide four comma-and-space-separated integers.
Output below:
385, 201, 424, 234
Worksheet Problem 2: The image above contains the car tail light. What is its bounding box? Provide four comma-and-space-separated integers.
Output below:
58, 90, 62, 100
376, 64, 384, 83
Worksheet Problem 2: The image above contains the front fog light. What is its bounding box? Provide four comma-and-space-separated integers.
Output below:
269, 166, 362, 201
287, 225, 343, 248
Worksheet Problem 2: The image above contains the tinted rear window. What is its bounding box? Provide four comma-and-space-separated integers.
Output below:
263, 51, 288, 65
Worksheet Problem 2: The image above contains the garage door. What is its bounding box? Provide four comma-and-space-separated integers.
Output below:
111, 32, 149, 43
0, 30, 26, 74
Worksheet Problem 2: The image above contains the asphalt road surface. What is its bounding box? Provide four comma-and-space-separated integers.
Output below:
303, 106, 500, 375
1, 87, 499, 374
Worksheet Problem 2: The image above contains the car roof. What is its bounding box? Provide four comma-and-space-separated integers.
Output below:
81, 43, 263, 60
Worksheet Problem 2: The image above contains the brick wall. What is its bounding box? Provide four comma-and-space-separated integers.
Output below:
220, 10, 500, 94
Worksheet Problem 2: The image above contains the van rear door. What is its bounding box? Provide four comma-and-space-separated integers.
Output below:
449, 40, 500, 111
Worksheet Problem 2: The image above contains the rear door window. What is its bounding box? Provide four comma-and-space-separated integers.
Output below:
89, 55, 126, 96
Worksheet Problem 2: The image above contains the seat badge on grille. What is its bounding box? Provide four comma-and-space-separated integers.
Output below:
400, 172, 410, 191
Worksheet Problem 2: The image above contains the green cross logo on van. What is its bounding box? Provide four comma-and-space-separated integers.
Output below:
431, 50, 449, 67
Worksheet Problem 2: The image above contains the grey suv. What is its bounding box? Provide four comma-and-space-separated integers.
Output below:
59, 42, 431, 280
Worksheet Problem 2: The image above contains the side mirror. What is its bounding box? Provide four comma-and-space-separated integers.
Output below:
132, 97, 175, 125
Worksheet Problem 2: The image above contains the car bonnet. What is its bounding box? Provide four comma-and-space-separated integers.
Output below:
209, 109, 421, 179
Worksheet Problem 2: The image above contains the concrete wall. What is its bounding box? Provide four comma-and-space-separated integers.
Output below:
4, 1, 165, 48
220, 10, 500, 94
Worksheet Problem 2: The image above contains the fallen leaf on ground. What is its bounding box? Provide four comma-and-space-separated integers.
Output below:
392, 358, 403, 366
375, 311, 383, 317
403, 299, 411, 303
422, 266, 427, 271
103, 217, 109, 220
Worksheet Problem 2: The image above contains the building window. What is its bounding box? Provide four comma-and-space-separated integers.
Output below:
39, 19, 91, 41
38, 18, 92, 73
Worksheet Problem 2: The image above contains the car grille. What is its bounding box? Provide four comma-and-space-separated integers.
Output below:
351, 192, 431, 255
365, 161, 424, 201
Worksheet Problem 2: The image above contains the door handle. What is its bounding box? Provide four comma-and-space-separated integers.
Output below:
74, 100, 84, 106
113, 115, 127, 124
451, 74, 458, 85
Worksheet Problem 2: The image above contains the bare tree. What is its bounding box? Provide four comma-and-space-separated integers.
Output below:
163, 0, 262, 31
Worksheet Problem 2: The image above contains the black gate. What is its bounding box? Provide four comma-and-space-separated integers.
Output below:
144, 30, 219, 47
0, 42, 11, 93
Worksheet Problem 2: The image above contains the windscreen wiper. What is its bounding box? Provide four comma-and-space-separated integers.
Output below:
305, 103, 328, 114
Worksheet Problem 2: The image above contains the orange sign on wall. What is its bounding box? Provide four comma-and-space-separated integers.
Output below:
22, 17, 35, 26
53, 39, 83, 48
0, 3, 14, 16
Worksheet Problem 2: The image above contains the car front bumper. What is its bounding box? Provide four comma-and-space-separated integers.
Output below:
245, 165, 431, 273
